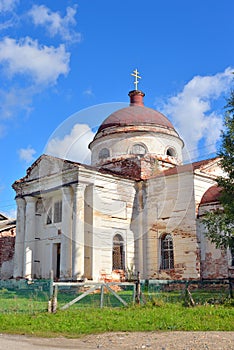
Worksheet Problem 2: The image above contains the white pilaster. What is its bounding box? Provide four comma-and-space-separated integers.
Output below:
24, 196, 37, 279
60, 186, 73, 279
13, 197, 26, 278
72, 183, 86, 280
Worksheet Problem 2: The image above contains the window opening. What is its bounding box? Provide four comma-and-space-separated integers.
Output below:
161, 234, 174, 269
99, 148, 110, 159
46, 199, 62, 224
112, 234, 125, 270
46, 207, 52, 225
131, 143, 147, 155
54, 200, 62, 223
166, 147, 176, 157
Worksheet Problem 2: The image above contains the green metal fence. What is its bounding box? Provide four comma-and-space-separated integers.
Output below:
54, 282, 136, 310
0, 279, 51, 313
140, 278, 233, 306
0, 278, 232, 314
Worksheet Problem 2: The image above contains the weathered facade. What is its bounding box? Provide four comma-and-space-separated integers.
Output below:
0, 214, 16, 279
12, 89, 234, 281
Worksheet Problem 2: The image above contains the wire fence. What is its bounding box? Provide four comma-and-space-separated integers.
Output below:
0, 279, 51, 314
0, 277, 233, 314
140, 278, 233, 306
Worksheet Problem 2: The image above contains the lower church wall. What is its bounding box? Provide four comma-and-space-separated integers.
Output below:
0, 230, 15, 279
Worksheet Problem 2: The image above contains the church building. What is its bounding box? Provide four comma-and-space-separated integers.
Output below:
12, 76, 234, 281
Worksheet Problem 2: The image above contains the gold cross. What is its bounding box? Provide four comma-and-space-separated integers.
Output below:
131, 69, 141, 90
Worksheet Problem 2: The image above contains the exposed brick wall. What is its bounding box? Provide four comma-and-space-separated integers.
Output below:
200, 250, 229, 279
101, 155, 163, 180
0, 229, 16, 277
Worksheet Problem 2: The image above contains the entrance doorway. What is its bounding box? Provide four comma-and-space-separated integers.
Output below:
52, 243, 61, 280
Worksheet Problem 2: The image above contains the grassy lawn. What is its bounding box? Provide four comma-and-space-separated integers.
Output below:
0, 302, 233, 337
0, 285, 233, 337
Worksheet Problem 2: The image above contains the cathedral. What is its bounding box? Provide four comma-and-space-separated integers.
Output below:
12, 76, 234, 281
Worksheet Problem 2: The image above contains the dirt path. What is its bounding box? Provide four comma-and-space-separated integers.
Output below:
0, 332, 233, 350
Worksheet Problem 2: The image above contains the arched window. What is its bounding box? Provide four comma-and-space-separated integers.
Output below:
131, 143, 147, 156
112, 234, 125, 270
161, 234, 174, 270
99, 148, 110, 160
166, 147, 176, 157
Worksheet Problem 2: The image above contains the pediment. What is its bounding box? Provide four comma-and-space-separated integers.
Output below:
21, 154, 79, 182
194, 158, 225, 178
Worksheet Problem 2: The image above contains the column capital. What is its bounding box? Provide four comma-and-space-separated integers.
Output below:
62, 185, 72, 195
71, 183, 87, 193
16, 196, 26, 206
24, 196, 37, 204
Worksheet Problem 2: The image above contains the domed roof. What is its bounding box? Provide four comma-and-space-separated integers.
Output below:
200, 186, 222, 205
97, 90, 174, 133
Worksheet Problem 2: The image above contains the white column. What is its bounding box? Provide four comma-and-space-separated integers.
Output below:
13, 197, 26, 278
72, 183, 86, 280
137, 210, 144, 275
24, 196, 37, 279
60, 186, 73, 280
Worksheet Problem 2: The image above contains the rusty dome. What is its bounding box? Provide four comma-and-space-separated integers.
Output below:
200, 185, 222, 205
97, 90, 174, 133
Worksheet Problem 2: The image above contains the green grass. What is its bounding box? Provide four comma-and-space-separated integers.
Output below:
0, 289, 49, 313
0, 302, 233, 337
0, 286, 233, 337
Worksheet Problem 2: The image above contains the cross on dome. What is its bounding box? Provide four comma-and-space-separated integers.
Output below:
131, 69, 141, 90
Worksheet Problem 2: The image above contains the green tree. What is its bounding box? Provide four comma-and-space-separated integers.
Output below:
203, 90, 234, 249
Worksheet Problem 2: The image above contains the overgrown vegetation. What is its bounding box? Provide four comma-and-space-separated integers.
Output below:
203, 88, 234, 249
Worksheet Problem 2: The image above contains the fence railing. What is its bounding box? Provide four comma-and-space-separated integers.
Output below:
0, 277, 233, 314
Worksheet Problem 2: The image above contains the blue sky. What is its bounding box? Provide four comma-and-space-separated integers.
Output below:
0, 0, 234, 217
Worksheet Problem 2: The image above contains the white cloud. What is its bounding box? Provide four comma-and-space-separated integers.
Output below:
160, 67, 234, 161
46, 124, 95, 164
0, 37, 70, 85
18, 146, 36, 163
29, 4, 81, 43
0, 0, 18, 12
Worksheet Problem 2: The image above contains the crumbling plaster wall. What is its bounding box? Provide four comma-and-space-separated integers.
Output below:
142, 171, 200, 280
0, 229, 15, 279
197, 204, 229, 279
91, 129, 183, 167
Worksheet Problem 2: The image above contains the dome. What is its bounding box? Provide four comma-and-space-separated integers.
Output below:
89, 89, 184, 169
200, 186, 222, 205
97, 105, 174, 132
97, 90, 174, 133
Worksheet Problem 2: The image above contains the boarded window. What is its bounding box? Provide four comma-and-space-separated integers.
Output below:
161, 234, 174, 270
131, 143, 147, 155
54, 200, 62, 223
112, 234, 125, 270
99, 148, 110, 159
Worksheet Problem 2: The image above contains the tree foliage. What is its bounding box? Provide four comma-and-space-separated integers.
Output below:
203, 90, 234, 249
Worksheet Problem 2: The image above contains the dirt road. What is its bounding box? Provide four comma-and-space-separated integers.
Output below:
0, 332, 233, 350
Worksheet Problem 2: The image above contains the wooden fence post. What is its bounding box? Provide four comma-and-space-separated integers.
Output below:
49, 270, 54, 298
48, 270, 54, 313
100, 285, 104, 308
136, 272, 141, 305
52, 285, 58, 313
